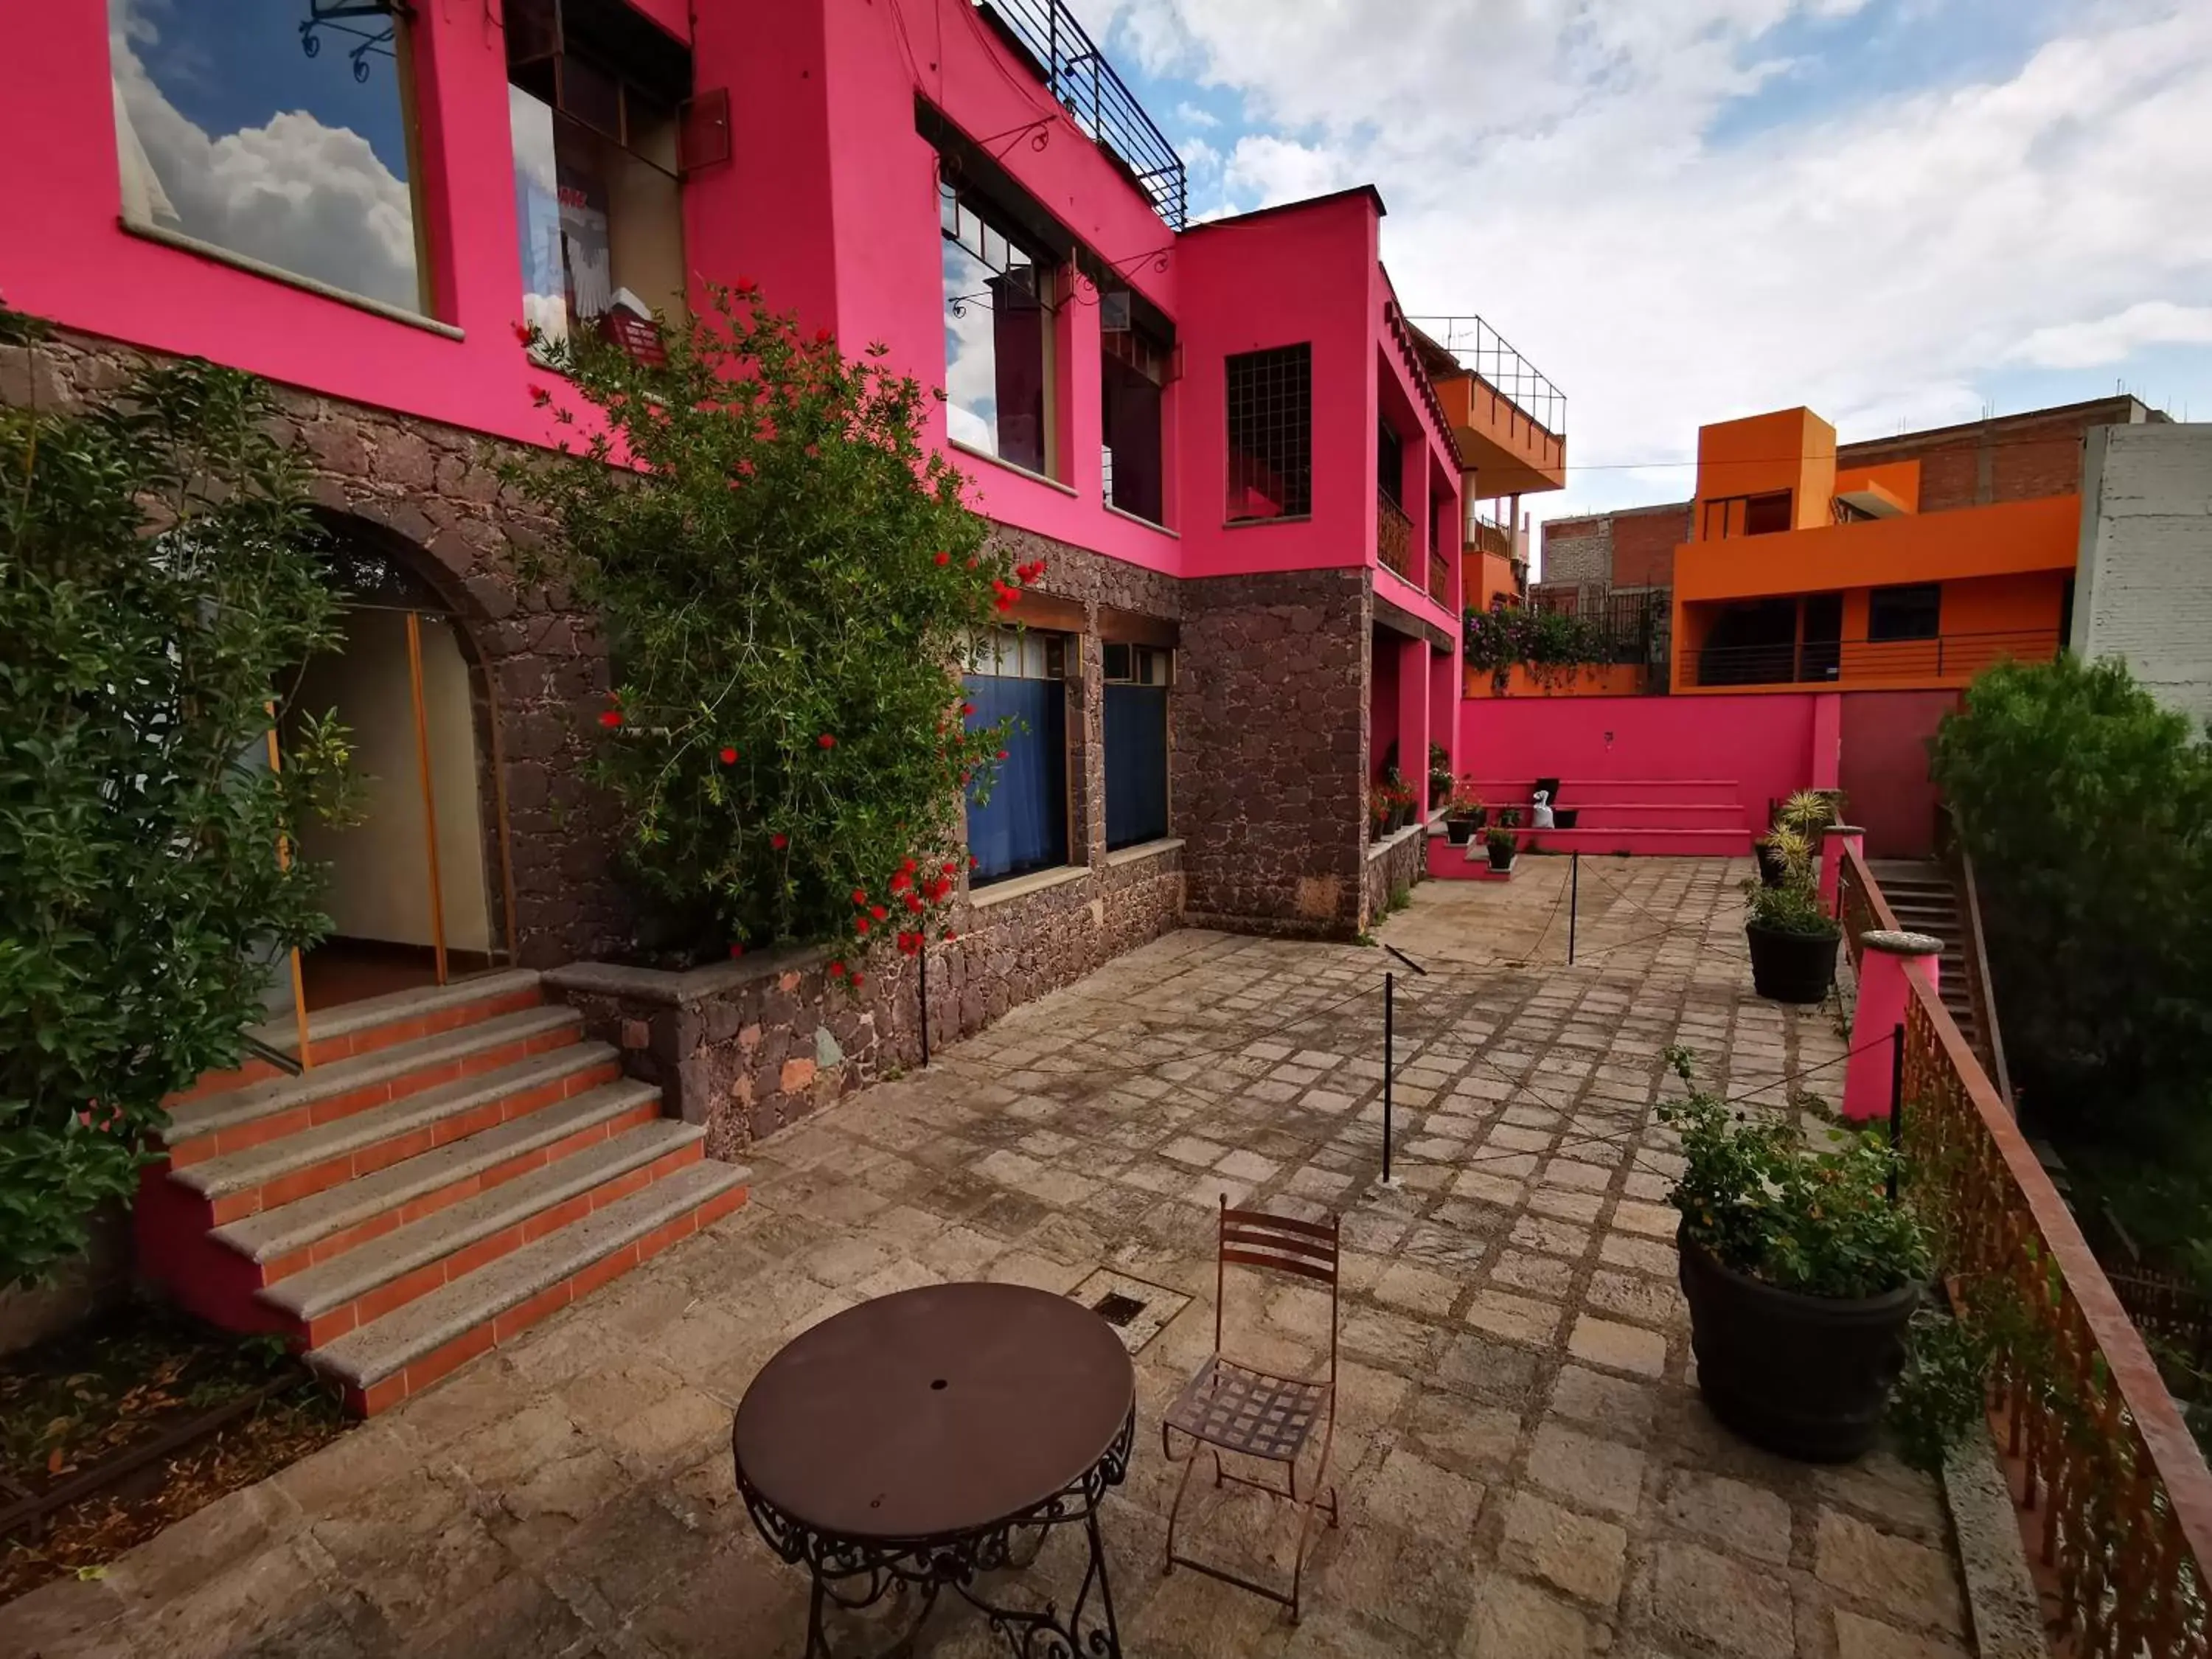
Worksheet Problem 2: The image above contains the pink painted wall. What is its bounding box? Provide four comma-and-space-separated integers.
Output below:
7, 0, 1463, 625
1458, 693, 1832, 833
1837, 690, 1958, 858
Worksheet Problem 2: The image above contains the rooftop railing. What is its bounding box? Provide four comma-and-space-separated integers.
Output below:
1839, 845, 2212, 1657
1404, 314, 1566, 441
976, 0, 1189, 230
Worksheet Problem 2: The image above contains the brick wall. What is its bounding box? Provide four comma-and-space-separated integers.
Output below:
2075, 422, 2212, 724
1838, 396, 2151, 513
1541, 515, 1613, 588
1613, 504, 1693, 588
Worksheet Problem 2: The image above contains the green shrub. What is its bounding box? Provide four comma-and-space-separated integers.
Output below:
508, 285, 1021, 965
1932, 655, 2212, 1150
0, 306, 349, 1284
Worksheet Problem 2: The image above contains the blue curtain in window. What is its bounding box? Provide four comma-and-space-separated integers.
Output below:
964, 675, 1066, 882
1105, 684, 1169, 850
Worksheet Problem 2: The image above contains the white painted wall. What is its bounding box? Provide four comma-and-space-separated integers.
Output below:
2073, 423, 2212, 726
291, 609, 495, 953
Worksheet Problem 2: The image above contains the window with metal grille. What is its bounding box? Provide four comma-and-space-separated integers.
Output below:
963, 627, 1070, 883
1225, 344, 1312, 522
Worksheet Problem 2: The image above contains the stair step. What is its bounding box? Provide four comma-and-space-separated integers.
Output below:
173, 1043, 622, 1223
261, 1121, 706, 1343
211, 1079, 663, 1272
255, 970, 543, 1061
307, 1160, 751, 1413
1464, 777, 1742, 808
165, 1006, 584, 1165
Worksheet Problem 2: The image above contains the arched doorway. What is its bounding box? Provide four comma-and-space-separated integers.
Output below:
280, 518, 517, 1012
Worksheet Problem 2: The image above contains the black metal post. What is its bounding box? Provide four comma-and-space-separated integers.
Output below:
1568, 852, 1579, 964
1382, 972, 1394, 1185
1887, 1020, 1905, 1205
918, 941, 931, 1068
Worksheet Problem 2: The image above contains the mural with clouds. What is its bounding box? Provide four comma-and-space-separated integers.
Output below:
108, 0, 423, 313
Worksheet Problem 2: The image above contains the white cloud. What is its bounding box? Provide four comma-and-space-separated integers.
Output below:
2008, 302, 2212, 368
1175, 100, 1220, 128
110, 2, 422, 313
1121, 0, 2212, 520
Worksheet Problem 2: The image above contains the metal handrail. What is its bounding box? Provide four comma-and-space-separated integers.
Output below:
1690, 627, 2061, 689
1938, 806, 2017, 1110
1377, 494, 1415, 583
975, 0, 1188, 229
1402, 313, 1565, 439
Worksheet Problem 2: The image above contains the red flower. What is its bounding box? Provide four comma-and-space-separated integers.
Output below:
870, 904, 888, 921
995, 749, 1009, 761
941, 862, 957, 877
850, 972, 866, 990
735, 276, 758, 295
719, 746, 739, 764
890, 872, 911, 893
855, 917, 870, 936
513, 321, 535, 345
970, 854, 980, 869
529, 384, 552, 408
771, 832, 789, 849
934, 551, 950, 566
728, 943, 745, 958
904, 892, 924, 913
901, 857, 916, 873
945, 930, 959, 942
829, 961, 846, 978
598, 709, 622, 729
815, 327, 833, 343
852, 888, 868, 906
966, 556, 978, 568
899, 933, 919, 956
961, 702, 975, 717
818, 733, 836, 749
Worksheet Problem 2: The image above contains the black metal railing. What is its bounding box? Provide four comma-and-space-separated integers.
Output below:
976, 0, 1188, 229
1688, 627, 2061, 688
1403, 313, 1565, 439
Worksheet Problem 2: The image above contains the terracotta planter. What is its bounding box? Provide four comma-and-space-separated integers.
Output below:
1678, 1231, 1919, 1462
1745, 921, 1838, 1004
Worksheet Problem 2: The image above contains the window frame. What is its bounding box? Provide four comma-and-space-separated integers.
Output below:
1099, 310, 1172, 526
1225, 344, 1314, 524
962, 625, 1074, 886
939, 179, 1062, 480
1866, 582, 1943, 644
1102, 643, 1172, 852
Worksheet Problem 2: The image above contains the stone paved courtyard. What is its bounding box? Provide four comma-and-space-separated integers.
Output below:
2, 857, 1975, 1659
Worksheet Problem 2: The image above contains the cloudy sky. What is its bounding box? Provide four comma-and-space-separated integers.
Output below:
1085, 0, 2212, 526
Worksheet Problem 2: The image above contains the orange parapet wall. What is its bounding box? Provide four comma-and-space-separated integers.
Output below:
1693, 408, 1837, 538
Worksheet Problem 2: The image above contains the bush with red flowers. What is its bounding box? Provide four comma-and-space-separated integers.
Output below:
509, 285, 1017, 959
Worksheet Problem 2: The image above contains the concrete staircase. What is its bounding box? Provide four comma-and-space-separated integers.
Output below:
1865, 860, 1984, 1057
136, 971, 748, 1415
1460, 778, 1754, 858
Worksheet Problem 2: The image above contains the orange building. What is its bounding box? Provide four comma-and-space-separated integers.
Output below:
1671, 407, 2076, 694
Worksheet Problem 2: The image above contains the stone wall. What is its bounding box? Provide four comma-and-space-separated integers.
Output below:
546, 838, 1184, 1157
1175, 566, 1371, 939
1361, 819, 1429, 932
5, 326, 629, 968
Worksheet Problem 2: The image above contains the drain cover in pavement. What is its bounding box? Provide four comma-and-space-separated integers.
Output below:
1066, 1268, 1192, 1355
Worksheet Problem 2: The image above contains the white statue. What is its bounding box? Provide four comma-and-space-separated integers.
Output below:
1530, 789, 1556, 830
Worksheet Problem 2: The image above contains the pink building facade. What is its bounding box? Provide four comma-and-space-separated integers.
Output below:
4, 0, 1467, 988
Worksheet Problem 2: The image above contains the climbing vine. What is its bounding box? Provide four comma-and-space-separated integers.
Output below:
1462, 604, 1612, 690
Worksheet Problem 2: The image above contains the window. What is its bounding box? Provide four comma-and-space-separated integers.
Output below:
1700, 490, 1793, 538
1103, 644, 1172, 850
942, 183, 1056, 475
1226, 344, 1312, 521
964, 627, 1070, 883
1868, 583, 1941, 642
1377, 420, 1403, 508
108, 0, 429, 314
507, 0, 692, 349
1101, 305, 1169, 525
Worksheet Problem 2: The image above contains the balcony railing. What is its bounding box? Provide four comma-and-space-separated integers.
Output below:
975, 0, 1188, 229
1429, 548, 1452, 606
1404, 313, 1565, 440
1688, 627, 2061, 689
1377, 494, 1416, 585
1839, 846, 2212, 1658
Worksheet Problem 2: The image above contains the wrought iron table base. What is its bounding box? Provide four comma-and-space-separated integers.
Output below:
741, 1408, 1133, 1659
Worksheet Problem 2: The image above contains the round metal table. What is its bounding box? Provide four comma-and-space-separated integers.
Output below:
732, 1281, 1137, 1658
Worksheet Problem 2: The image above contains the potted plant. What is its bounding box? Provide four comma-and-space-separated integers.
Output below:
1428, 742, 1455, 817
1745, 833, 1840, 1003
1759, 790, 1837, 886
1485, 824, 1517, 872
1444, 789, 1486, 846
1753, 824, 1806, 889
1659, 1048, 1928, 1461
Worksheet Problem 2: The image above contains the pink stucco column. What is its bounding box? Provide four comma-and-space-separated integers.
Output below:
1810, 692, 1843, 792
1818, 824, 1864, 917
1398, 634, 1433, 818
1842, 930, 1942, 1121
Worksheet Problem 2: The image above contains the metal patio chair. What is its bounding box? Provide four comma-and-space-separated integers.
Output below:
1161, 1195, 1341, 1621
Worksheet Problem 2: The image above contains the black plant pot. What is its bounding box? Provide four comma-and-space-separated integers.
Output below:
1754, 843, 1789, 888
1486, 843, 1516, 872
1745, 921, 1839, 1004
1447, 820, 1475, 846
1677, 1231, 1920, 1461
1554, 808, 1580, 830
